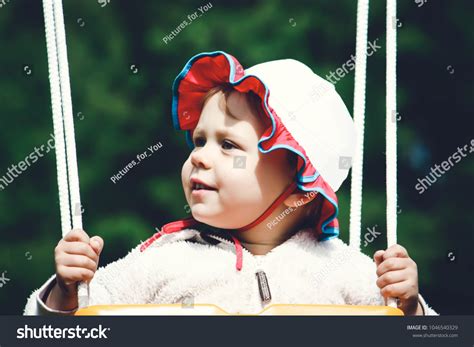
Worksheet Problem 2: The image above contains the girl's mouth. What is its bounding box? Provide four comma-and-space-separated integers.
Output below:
191, 188, 215, 198
191, 182, 217, 199
192, 182, 216, 190
190, 178, 217, 191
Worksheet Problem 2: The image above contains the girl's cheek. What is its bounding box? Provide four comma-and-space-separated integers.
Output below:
222, 160, 255, 186
181, 159, 192, 186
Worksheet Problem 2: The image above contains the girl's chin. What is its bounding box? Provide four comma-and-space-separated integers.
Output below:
191, 210, 246, 229
190, 207, 215, 223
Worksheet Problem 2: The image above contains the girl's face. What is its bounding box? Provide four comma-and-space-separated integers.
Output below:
181, 90, 295, 229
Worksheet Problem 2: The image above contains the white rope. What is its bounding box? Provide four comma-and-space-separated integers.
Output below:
349, 0, 370, 251
42, 0, 89, 308
349, 0, 398, 309
53, 0, 83, 231
386, 0, 397, 247
386, 0, 398, 308
42, 0, 71, 242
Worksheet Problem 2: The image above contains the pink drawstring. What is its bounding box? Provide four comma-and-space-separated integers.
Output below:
237, 182, 297, 232
140, 217, 198, 252
142, 180, 299, 269
142, 217, 244, 271
225, 181, 297, 271
229, 235, 243, 271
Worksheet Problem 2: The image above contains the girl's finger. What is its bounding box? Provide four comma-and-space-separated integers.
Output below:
57, 265, 95, 285
63, 229, 90, 243
58, 254, 98, 272
380, 281, 410, 299
373, 250, 385, 267
90, 236, 104, 256
383, 244, 409, 260
376, 257, 411, 277
61, 242, 98, 262
376, 269, 408, 289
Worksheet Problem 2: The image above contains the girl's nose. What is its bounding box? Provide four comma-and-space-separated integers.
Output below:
190, 147, 212, 169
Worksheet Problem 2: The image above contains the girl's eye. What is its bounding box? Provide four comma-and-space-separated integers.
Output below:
222, 140, 237, 150
193, 137, 205, 147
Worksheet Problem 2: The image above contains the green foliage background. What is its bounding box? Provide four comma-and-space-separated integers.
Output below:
0, 0, 472, 314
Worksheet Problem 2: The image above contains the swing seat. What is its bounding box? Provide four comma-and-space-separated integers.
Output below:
75, 303, 403, 316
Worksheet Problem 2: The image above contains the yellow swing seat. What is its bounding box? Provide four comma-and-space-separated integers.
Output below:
75, 303, 403, 316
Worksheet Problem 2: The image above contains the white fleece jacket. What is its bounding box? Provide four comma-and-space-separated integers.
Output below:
23, 227, 438, 315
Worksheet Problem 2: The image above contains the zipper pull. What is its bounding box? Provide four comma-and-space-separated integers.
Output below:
255, 270, 272, 304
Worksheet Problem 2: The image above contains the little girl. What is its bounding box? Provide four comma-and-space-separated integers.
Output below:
24, 51, 437, 316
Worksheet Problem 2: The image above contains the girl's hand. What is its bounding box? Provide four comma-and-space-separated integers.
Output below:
54, 229, 104, 296
374, 244, 423, 316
